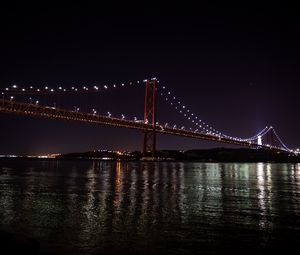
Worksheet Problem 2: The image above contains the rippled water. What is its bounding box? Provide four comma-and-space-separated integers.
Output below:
0, 159, 300, 254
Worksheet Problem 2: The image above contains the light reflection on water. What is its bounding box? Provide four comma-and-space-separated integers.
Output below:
1, 160, 300, 254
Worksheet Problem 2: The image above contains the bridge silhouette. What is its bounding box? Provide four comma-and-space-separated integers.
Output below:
0, 78, 292, 156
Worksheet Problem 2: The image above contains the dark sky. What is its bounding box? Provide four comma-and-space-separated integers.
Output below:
0, 4, 299, 155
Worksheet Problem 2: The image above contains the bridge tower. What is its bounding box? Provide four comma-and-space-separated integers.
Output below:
143, 78, 157, 157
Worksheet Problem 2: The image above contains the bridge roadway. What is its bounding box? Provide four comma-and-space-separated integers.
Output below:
0, 99, 284, 152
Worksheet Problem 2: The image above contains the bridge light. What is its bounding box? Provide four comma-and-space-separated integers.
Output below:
59, 86, 62, 90
35, 100, 39, 104
258, 135, 262, 145
5, 88, 9, 91
104, 85, 108, 89
113, 84, 116, 88
45, 86, 48, 90
10, 96, 14, 101
122, 83, 125, 86
12, 85, 17, 88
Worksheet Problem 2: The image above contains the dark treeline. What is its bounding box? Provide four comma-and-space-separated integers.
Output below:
58, 148, 300, 163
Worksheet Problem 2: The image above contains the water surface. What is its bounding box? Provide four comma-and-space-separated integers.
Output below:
0, 159, 300, 254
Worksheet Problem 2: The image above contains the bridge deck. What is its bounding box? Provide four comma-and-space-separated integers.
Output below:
0, 99, 285, 152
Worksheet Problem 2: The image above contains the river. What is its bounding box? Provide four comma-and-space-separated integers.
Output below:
0, 159, 300, 254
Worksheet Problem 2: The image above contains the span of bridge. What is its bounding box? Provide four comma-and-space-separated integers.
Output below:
0, 78, 292, 155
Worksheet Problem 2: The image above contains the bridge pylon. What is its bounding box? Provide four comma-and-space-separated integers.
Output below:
143, 78, 157, 157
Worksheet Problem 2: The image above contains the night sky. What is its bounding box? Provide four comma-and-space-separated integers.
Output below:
0, 4, 299, 155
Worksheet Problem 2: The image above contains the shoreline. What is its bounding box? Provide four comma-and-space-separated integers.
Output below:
1, 148, 299, 163
0, 157, 299, 164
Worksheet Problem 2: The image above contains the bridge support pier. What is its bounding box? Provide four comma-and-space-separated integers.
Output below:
143, 78, 157, 157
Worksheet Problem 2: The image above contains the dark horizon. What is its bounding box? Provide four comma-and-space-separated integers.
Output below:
0, 5, 299, 154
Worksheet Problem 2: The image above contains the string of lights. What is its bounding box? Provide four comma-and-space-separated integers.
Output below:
232, 126, 271, 142
270, 127, 291, 151
157, 86, 222, 136
0, 80, 145, 95
157, 84, 271, 142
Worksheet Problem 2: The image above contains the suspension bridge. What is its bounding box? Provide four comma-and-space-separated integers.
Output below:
0, 78, 292, 156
